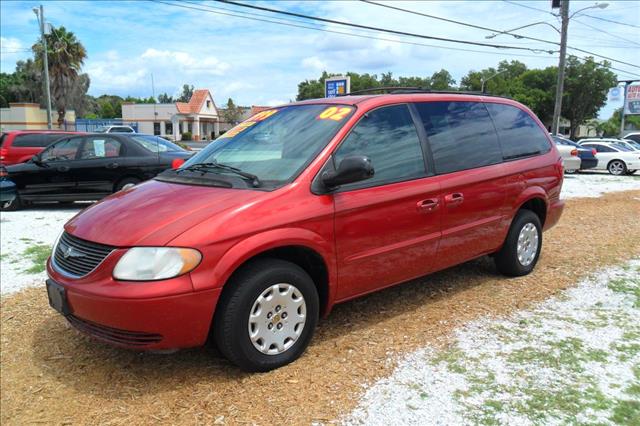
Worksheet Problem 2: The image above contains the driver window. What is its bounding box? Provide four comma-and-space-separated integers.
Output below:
80, 137, 122, 159
40, 138, 82, 162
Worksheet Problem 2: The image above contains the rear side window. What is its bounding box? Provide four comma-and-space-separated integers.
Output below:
583, 144, 615, 153
80, 137, 123, 159
485, 103, 551, 160
11, 133, 66, 148
415, 101, 502, 174
334, 104, 425, 187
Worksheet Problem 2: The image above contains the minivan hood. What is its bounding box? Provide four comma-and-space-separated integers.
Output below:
65, 180, 266, 247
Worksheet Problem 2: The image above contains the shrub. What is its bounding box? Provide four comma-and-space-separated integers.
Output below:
181, 131, 192, 141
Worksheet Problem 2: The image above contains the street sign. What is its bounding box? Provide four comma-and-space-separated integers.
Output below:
325, 76, 350, 98
608, 86, 622, 102
624, 85, 640, 115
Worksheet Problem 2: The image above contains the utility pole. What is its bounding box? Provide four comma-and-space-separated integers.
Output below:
34, 5, 53, 129
551, 0, 569, 136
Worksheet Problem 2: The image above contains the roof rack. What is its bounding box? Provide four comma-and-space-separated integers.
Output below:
340, 87, 506, 98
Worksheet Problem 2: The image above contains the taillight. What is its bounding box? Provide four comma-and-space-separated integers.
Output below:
171, 158, 186, 169
591, 149, 597, 156
570, 149, 578, 156
0, 148, 7, 160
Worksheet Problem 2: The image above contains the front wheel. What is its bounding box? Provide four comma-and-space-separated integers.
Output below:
608, 160, 627, 176
212, 258, 319, 372
0, 194, 22, 211
494, 209, 542, 277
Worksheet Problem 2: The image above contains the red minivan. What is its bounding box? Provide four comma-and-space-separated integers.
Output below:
0, 130, 83, 165
46, 92, 564, 371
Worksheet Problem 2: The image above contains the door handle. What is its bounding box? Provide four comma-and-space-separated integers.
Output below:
416, 198, 439, 213
445, 192, 464, 206
57, 166, 70, 172
106, 162, 119, 169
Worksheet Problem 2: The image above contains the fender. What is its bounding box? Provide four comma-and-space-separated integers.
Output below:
513, 186, 549, 215
192, 227, 337, 305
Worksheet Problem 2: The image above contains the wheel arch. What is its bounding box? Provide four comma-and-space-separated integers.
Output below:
513, 187, 548, 228
208, 229, 336, 318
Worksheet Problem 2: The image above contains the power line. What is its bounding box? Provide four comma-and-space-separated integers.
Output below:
572, 19, 640, 46
215, 0, 557, 53
580, 13, 640, 29
155, 0, 557, 58
217, 0, 638, 69
501, 0, 554, 15
155, 0, 640, 78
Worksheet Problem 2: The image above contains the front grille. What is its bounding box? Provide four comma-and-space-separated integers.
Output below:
67, 315, 163, 347
53, 232, 114, 277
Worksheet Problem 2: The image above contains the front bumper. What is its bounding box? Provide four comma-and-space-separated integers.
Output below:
46, 258, 221, 350
0, 179, 17, 203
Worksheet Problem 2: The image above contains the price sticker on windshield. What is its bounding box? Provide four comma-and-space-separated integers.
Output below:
317, 106, 353, 121
219, 121, 256, 139
250, 109, 278, 122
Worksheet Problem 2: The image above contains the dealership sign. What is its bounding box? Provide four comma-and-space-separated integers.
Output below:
325, 76, 350, 98
608, 86, 621, 102
625, 84, 640, 115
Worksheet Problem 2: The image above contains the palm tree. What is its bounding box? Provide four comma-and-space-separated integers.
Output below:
33, 26, 87, 127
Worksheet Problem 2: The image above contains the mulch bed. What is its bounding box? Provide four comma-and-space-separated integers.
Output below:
2, 190, 639, 425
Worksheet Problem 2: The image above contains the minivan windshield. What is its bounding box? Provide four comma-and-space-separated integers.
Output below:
159, 104, 354, 189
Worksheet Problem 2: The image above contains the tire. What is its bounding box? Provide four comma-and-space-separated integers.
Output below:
114, 177, 140, 192
607, 160, 627, 176
494, 209, 542, 277
213, 258, 319, 372
1, 194, 22, 211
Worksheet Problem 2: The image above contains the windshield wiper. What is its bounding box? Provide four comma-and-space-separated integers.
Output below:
177, 161, 261, 187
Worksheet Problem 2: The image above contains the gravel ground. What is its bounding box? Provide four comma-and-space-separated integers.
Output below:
0, 204, 85, 294
344, 259, 640, 425
561, 171, 640, 199
1, 189, 639, 425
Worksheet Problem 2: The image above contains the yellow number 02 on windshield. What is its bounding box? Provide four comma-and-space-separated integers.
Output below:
317, 106, 352, 121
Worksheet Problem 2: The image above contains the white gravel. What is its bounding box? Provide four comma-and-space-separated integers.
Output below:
561, 171, 640, 199
343, 259, 640, 425
0, 205, 84, 295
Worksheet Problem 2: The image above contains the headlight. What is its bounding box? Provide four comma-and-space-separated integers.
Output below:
113, 247, 202, 281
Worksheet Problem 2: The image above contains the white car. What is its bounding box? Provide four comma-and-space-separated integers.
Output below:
553, 142, 581, 173
623, 132, 640, 144
579, 141, 640, 175
616, 139, 640, 152
95, 125, 136, 133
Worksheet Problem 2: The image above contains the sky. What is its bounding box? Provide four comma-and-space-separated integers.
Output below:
1, 0, 638, 118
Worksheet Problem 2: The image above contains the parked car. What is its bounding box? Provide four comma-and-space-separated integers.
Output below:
551, 135, 597, 171
0, 165, 16, 209
2, 134, 193, 210
615, 139, 640, 152
623, 132, 640, 144
550, 136, 580, 173
45, 93, 564, 372
579, 140, 640, 175
0, 130, 84, 165
95, 125, 136, 133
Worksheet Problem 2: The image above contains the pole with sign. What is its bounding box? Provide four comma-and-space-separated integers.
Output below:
325, 76, 351, 98
619, 80, 640, 136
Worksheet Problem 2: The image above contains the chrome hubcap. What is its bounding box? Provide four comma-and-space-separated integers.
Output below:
248, 283, 306, 355
609, 161, 624, 175
121, 183, 136, 191
517, 223, 539, 267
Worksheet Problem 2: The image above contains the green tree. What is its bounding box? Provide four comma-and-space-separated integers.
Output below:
32, 26, 87, 126
0, 60, 43, 105
222, 98, 242, 124
562, 56, 617, 139
429, 69, 455, 90
177, 84, 194, 102
158, 92, 174, 103
595, 108, 640, 136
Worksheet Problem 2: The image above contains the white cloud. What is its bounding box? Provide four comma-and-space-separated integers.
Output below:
302, 56, 327, 71
0, 37, 31, 73
140, 49, 230, 76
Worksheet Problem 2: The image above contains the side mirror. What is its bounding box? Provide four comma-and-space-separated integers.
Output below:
322, 155, 374, 188
31, 154, 43, 165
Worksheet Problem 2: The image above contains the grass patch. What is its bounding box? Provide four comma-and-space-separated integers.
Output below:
23, 244, 51, 274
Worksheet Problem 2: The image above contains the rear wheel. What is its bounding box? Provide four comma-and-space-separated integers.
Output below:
114, 177, 140, 192
213, 258, 319, 372
494, 209, 542, 277
608, 160, 627, 176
